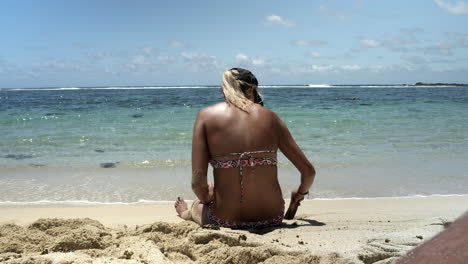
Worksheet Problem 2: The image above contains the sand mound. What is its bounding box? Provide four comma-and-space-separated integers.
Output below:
1, 218, 356, 263
136, 221, 352, 264
0, 218, 111, 256
357, 239, 416, 264
51, 225, 110, 252
0, 223, 50, 254
28, 218, 105, 232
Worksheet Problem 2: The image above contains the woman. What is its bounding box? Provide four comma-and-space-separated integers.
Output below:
175, 68, 315, 229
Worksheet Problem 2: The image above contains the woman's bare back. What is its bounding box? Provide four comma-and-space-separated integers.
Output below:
200, 102, 284, 222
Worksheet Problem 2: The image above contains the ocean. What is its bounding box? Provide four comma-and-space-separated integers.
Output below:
1, 85, 467, 205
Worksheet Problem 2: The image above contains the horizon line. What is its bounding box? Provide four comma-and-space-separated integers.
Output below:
2, 82, 468, 90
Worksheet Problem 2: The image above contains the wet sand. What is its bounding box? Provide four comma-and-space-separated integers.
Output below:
1, 196, 467, 263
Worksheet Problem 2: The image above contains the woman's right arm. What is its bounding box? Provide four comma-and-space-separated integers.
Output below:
276, 114, 316, 201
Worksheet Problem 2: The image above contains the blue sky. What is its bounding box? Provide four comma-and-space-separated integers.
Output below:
1, 0, 468, 88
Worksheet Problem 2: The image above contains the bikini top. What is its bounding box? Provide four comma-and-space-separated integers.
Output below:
209, 150, 277, 202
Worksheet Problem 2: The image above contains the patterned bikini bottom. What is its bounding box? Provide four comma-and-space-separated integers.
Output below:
205, 203, 284, 229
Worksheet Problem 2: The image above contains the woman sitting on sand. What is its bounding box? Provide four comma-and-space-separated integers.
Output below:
175, 68, 315, 229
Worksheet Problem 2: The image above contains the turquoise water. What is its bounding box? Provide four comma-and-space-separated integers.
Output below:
1, 85, 467, 203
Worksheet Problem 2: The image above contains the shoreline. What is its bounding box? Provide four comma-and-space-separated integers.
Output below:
1, 196, 467, 263
3, 161, 468, 203
1, 193, 468, 207
2, 196, 466, 226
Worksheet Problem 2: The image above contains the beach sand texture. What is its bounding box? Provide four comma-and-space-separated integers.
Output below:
1, 196, 467, 264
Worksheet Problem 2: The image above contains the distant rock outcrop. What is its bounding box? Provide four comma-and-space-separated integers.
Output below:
414, 82, 468, 86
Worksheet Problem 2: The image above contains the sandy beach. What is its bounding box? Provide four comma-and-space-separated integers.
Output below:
1, 195, 467, 263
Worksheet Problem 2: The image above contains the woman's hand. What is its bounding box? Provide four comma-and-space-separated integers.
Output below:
208, 183, 215, 202
291, 187, 306, 205
198, 183, 214, 205
285, 187, 306, 219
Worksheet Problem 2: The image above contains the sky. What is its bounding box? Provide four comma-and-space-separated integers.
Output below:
1, 0, 468, 88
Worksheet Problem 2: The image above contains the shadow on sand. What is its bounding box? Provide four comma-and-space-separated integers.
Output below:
247, 218, 326, 235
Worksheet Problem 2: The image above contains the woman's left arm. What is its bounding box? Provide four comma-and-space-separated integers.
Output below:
191, 110, 212, 204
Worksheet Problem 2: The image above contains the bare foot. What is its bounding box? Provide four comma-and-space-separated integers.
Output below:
174, 197, 191, 220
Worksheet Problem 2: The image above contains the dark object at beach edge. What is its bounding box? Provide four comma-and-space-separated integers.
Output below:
100, 162, 118, 168
4, 154, 34, 160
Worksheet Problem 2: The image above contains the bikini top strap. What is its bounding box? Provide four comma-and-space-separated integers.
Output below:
210, 149, 277, 158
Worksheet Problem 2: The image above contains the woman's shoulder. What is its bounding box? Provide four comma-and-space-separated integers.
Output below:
253, 104, 280, 120
194, 103, 227, 122
197, 102, 279, 121
198, 102, 227, 115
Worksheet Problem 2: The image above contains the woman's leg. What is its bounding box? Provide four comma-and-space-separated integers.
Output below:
174, 197, 207, 226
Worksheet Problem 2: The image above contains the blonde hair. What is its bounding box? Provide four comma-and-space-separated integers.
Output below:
221, 69, 257, 112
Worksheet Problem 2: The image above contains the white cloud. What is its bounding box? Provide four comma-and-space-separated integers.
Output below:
285, 63, 384, 74
263, 62, 395, 76
235, 53, 266, 67
0, 64, 16, 74
360, 39, 381, 48
399, 27, 426, 35
290, 40, 328, 47
131, 55, 149, 65
140, 46, 155, 56
400, 55, 467, 65
434, 0, 468, 15
424, 42, 453, 56
367, 65, 386, 72
235, 53, 249, 61
169, 40, 188, 48
0, 62, 39, 80
340, 65, 361, 71
120, 46, 180, 72
155, 55, 175, 63
263, 15, 295, 27
84, 51, 112, 60
32, 59, 89, 72
252, 59, 265, 66
308, 52, 321, 58
290, 64, 336, 74
351, 30, 427, 54
180, 52, 222, 72
317, 5, 349, 20
448, 32, 468, 46
125, 55, 151, 71
309, 65, 335, 72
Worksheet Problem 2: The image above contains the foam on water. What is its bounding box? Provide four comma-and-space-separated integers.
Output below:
7, 86, 218, 91
308, 84, 332, 88
6, 84, 466, 92
0, 199, 172, 206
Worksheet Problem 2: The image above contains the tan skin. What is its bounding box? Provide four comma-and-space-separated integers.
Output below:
175, 87, 315, 223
